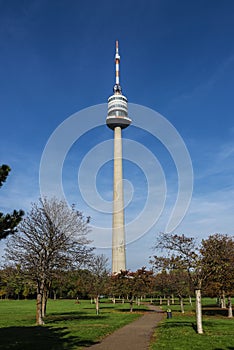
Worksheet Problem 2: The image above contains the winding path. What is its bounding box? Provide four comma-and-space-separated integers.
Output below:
85, 305, 164, 350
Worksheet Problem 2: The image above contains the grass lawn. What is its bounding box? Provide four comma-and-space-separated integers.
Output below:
150, 298, 234, 350
0, 299, 145, 350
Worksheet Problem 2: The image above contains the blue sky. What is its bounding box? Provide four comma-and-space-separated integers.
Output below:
0, 0, 234, 270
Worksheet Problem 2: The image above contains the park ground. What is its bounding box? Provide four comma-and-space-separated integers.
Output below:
0, 298, 234, 350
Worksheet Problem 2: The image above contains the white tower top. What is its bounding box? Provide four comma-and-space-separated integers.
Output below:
106, 41, 132, 130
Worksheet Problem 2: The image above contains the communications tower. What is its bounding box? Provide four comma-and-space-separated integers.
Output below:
106, 41, 132, 274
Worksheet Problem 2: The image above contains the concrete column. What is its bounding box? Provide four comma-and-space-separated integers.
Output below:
112, 126, 126, 273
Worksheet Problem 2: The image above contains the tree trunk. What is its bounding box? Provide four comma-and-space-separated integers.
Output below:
167, 296, 170, 306
228, 295, 233, 318
171, 294, 175, 304
96, 295, 99, 315
195, 289, 203, 334
130, 299, 133, 312
189, 295, 193, 306
159, 296, 162, 305
36, 282, 45, 325
221, 290, 226, 308
42, 289, 48, 318
180, 296, 185, 314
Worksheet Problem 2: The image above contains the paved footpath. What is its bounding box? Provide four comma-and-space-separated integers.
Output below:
85, 305, 165, 350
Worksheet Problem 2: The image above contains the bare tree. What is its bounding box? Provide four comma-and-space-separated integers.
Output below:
4, 198, 93, 325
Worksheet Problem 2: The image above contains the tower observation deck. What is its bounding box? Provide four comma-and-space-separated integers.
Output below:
106, 41, 131, 274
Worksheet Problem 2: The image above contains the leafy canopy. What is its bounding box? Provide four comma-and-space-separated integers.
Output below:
0, 164, 24, 240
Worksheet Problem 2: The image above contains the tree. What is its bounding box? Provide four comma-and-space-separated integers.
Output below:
201, 234, 234, 317
109, 270, 135, 311
0, 165, 11, 187
4, 197, 93, 325
151, 256, 191, 312
0, 164, 24, 240
132, 268, 154, 305
109, 268, 154, 311
86, 254, 109, 315
75, 269, 93, 299
152, 233, 210, 334
154, 270, 171, 304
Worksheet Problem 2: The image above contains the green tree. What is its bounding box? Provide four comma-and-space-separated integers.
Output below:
76, 269, 93, 299
0, 164, 11, 186
0, 164, 24, 240
0, 265, 36, 299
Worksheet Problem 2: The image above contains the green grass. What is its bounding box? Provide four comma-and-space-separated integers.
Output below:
1, 298, 234, 350
0, 299, 145, 350
150, 299, 234, 350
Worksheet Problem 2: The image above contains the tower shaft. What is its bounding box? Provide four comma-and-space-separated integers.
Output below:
106, 41, 131, 274
112, 126, 126, 273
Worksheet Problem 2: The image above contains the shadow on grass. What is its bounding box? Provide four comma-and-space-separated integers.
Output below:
115, 308, 145, 313
203, 308, 229, 317
46, 312, 108, 324
0, 326, 97, 350
157, 321, 193, 329
214, 348, 234, 350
